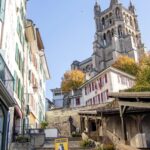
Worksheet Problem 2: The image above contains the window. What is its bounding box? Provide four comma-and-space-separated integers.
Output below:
0, 0, 6, 21
28, 70, 31, 83
92, 82, 94, 91
98, 94, 101, 103
85, 87, 87, 95
15, 43, 19, 64
76, 98, 80, 106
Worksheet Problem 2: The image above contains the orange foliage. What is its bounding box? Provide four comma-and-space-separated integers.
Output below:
61, 70, 85, 92
112, 55, 139, 76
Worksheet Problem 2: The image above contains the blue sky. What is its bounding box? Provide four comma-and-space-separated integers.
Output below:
27, 0, 150, 99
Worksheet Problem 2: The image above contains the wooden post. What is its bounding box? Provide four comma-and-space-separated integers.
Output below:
120, 106, 128, 144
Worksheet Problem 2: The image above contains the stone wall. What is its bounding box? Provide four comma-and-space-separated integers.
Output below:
46, 109, 81, 137
10, 143, 31, 150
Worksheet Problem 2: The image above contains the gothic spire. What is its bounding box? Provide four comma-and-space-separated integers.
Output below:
94, 0, 101, 16
110, 0, 119, 7
129, 0, 135, 14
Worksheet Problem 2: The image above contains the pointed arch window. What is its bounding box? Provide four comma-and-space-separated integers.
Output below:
116, 7, 120, 18
102, 17, 105, 29
118, 25, 123, 37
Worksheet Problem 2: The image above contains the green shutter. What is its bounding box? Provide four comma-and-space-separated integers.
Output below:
15, 43, 19, 63
0, 0, 6, 21
16, 76, 18, 94
22, 60, 24, 75
17, 18, 20, 34
21, 86, 24, 102
18, 79, 20, 99
14, 72, 17, 92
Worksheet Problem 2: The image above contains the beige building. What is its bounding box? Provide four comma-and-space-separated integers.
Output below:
25, 20, 50, 128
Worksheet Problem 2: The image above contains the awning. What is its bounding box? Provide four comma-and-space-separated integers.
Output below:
15, 105, 23, 119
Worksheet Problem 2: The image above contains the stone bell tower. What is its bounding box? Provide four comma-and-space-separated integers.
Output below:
92, 0, 144, 73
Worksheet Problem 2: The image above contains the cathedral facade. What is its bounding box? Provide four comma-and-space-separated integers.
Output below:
71, 0, 144, 76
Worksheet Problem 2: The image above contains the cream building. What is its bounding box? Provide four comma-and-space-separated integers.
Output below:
80, 67, 135, 107
25, 20, 50, 128
0, 0, 50, 147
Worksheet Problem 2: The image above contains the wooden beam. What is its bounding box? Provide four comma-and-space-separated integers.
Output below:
119, 101, 150, 108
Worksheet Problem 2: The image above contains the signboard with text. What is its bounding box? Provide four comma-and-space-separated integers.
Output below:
55, 138, 68, 150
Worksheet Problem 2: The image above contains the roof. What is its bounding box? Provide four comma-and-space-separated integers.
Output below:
79, 57, 92, 66
109, 92, 150, 98
51, 88, 62, 92
79, 67, 135, 88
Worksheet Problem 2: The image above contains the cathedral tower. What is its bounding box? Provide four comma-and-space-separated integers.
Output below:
92, 0, 144, 72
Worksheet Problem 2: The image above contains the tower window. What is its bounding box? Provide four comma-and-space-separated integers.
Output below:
109, 19, 112, 25
107, 30, 112, 44
118, 25, 123, 37
103, 33, 107, 46
130, 17, 133, 26
102, 17, 105, 28
116, 7, 120, 18
111, 29, 114, 37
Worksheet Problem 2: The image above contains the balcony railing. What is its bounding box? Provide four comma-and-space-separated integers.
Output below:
0, 54, 14, 97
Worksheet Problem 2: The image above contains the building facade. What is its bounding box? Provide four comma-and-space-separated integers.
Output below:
79, 67, 135, 107
51, 88, 64, 108
72, 0, 144, 75
25, 20, 50, 128
0, 0, 50, 147
0, 0, 26, 147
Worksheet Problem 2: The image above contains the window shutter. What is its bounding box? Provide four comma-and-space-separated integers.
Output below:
0, 0, 6, 21
15, 44, 19, 63
14, 72, 17, 92
105, 74, 107, 83
18, 79, 20, 99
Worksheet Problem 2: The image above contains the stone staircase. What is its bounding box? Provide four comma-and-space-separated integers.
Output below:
35, 137, 95, 150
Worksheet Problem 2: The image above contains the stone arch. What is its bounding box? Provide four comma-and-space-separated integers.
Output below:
118, 25, 123, 37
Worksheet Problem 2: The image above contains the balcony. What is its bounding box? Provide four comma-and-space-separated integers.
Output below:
0, 54, 14, 97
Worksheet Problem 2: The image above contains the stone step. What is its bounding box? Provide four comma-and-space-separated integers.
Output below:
36, 148, 95, 150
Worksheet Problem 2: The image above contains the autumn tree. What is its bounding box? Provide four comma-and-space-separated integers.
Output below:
61, 70, 85, 92
136, 54, 150, 86
112, 55, 139, 76
117, 53, 150, 92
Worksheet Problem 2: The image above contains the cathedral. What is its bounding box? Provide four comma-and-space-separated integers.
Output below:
71, 0, 144, 77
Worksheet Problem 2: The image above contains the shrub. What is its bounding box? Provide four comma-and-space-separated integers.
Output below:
96, 144, 115, 150
71, 132, 81, 137
16, 136, 30, 143
40, 121, 48, 129
80, 140, 95, 148
125, 85, 150, 92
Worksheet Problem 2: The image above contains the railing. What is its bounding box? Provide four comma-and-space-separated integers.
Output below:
0, 54, 14, 97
